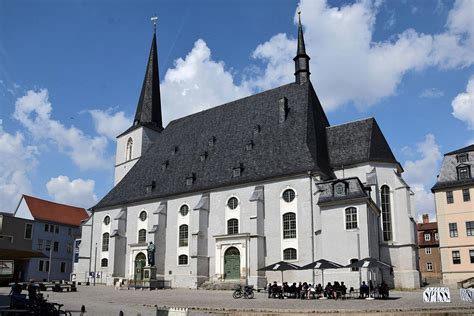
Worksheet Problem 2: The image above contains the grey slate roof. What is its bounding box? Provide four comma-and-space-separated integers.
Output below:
431, 144, 474, 191
326, 118, 399, 169
94, 82, 332, 210
317, 177, 370, 204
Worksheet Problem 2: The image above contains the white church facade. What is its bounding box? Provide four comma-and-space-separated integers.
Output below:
74, 18, 420, 289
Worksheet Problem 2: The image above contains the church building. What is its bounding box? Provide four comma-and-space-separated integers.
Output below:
74, 17, 420, 289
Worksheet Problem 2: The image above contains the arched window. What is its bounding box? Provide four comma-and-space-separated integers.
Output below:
345, 207, 358, 230
350, 258, 359, 272
227, 219, 239, 235
126, 138, 133, 161
138, 229, 147, 243
178, 254, 188, 265
179, 205, 189, 216
283, 248, 297, 260
102, 233, 109, 252
179, 225, 188, 247
227, 197, 239, 210
282, 189, 296, 203
101, 258, 108, 267
282, 212, 296, 239
381, 185, 393, 241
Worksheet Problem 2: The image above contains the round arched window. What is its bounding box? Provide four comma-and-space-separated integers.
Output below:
180, 205, 189, 216
103, 216, 110, 225
139, 211, 147, 222
282, 189, 296, 203
227, 197, 238, 210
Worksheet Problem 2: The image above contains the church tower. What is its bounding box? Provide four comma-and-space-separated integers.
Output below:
114, 22, 163, 185
294, 12, 310, 85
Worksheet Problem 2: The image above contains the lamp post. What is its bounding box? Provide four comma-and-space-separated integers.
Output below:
93, 243, 97, 286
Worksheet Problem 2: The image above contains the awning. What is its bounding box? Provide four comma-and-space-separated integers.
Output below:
148, 225, 159, 233
249, 186, 264, 202
114, 208, 127, 220
153, 202, 167, 215
0, 249, 48, 260
194, 194, 209, 211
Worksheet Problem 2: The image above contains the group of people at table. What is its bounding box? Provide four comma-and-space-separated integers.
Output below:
266, 280, 390, 300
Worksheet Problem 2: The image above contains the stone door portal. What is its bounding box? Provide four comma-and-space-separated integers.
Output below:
224, 247, 240, 280
134, 252, 146, 281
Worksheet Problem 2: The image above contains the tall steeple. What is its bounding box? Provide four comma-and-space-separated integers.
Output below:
133, 20, 163, 131
293, 12, 311, 85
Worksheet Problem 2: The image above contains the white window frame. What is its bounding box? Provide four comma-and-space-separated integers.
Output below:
344, 207, 359, 230
424, 233, 431, 241
426, 262, 433, 272
126, 137, 133, 161
425, 247, 432, 255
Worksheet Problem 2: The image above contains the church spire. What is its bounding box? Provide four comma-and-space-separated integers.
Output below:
293, 12, 311, 85
133, 17, 163, 131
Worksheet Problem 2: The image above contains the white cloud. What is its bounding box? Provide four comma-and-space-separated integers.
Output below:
420, 88, 444, 98
243, 0, 474, 111
161, 39, 252, 123
403, 134, 442, 219
89, 109, 132, 139
13, 89, 110, 170
46, 175, 97, 208
451, 76, 474, 129
0, 120, 38, 213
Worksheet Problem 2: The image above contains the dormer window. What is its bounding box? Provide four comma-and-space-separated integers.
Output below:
245, 141, 254, 151
253, 125, 261, 135
200, 152, 208, 161
208, 136, 216, 147
457, 153, 468, 163
161, 160, 169, 171
232, 166, 242, 177
126, 138, 133, 161
186, 174, 195, 186
172, 146, 179, 155
145, 181, 156, 193
334, 182, 347, 197
457, 166, 471, 180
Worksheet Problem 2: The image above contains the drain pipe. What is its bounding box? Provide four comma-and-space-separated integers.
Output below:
308, 171, 315, 285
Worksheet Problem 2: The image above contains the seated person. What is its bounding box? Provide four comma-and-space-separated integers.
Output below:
289, 282, 297, 298
300, 282, 308, 299
315, 283, 323, 297
360, 281, 369, 298
271, 281, 280, 298
333, 281, 341, 299
307, 284, 316, 299
324, 282, 334, 299
340, 282, 347, 297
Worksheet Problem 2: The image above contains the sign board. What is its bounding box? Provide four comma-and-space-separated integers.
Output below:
423, 287, 451, 303
0, 260, 14, 276
460, 288, 474, 303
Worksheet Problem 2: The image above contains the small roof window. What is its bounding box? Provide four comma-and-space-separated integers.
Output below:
186, 173, 195, 186
245, 141, 254, 151
161, 160, 169, 171
232, 166, 242, 177
200, 152, 208, 162
208, 136, 216, 147
253, 125, 261, 135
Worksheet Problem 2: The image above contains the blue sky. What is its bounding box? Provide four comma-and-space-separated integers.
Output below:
1, 0, 473, 221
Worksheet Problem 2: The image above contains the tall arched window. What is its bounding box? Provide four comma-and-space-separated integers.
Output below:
138, 229, 147, 243
227, 219, 239, 235
282, 212, 296, 239
126, 138, 133, 161
283, 248, 297, 260
102, 233, 109, 252
381, 185, 393, 241
179, 225, 188, 247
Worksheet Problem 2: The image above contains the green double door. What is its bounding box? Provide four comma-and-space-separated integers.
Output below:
134, 253, 146, 281
224, 247, 240, 280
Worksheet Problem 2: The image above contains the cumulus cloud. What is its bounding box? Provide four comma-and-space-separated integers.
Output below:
451, 76, 474, 129
161, 39, 252, 123
0, 120, 38, 213
403, 134, 442, 219
13, 89, 110, 170
89, 109, 132, 139
46, 175, 97, 208
243, 0, 474, 111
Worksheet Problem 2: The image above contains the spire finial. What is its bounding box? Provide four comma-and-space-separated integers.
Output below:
293, 10, 310, 85
298, 11, 301, 26
151, 16, 158, 33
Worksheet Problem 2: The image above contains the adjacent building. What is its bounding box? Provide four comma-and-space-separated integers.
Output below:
417, 214, 442, 284
432, 144, 474, 285
12, 195, 89, 282
75, 18, 420, 289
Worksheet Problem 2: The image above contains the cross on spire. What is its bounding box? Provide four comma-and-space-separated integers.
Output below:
151, 16, 158, 33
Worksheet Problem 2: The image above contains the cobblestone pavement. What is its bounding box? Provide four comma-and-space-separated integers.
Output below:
0, 286, 472, 316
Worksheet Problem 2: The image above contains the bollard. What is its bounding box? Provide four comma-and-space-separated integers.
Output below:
80, 305, 86, 316
119, 311, 124, 316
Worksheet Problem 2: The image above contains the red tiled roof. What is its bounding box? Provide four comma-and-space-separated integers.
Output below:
23, 195, 89, 227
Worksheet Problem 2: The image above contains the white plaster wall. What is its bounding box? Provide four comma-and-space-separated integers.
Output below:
14, 198, 33, 221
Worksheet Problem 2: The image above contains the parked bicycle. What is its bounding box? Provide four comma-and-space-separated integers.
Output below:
233, 284, 255, 299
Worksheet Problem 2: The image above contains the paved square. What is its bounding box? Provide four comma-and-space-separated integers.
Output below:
1, 286, 472, 315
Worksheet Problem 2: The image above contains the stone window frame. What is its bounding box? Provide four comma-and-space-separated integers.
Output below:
227, 197, 239, 210
452, 250, 461, 264
178, 224, 189, 247
449, 223, 458, 238
380, 185, 393, 241
446, 191, 454, 204
103, 215, 111, 226
126, 137, 133, 161
344, 207, 358, 230
463, 189, 471, 202
102, 233, 110, 252
425, 247, 432, 255
178, 254, 188, 266
283, 248, 297, 261
139, 210, 148, 222
179, 204, 189, 216
101, 258, 108, 267
426, 262, 433, 271
282, 212, 297, 239
457, 165, 471, 180
138, 229, 147, 243
227, 218, 239, 235
466, 221, 474, 236
282, 189, 296, 203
